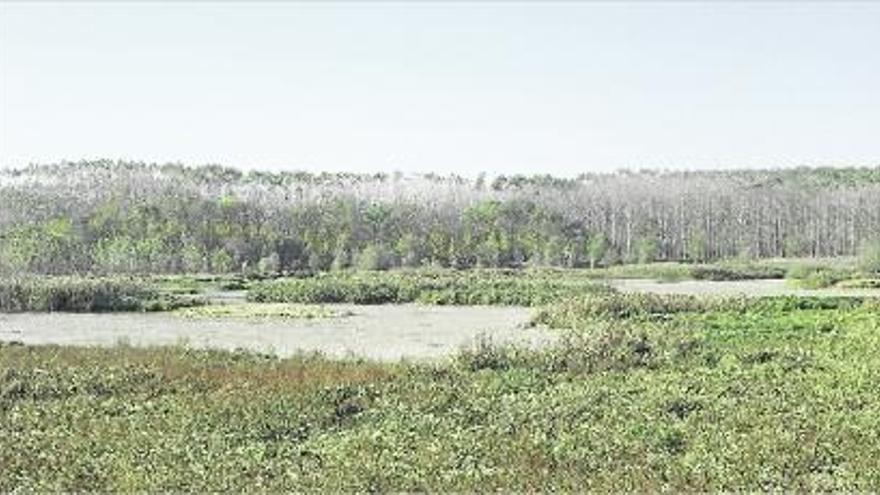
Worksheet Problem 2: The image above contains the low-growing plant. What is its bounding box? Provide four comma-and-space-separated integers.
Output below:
174, 303, 350, 319
7, 300, 880, 491
836, 278, 880, 289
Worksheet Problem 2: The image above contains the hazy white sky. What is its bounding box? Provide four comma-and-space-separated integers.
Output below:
1, 1, 878, 176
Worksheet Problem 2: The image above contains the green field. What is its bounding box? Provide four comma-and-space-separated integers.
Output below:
4, 292, 880, 490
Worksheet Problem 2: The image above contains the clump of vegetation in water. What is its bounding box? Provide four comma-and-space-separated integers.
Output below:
532, 293, 876, 326
175, 303, 351, 320
5, 294, 880, 490
0, 277, 202, 313
689, 263, 786, 281
836, 278, 880, 289
247, 269, 614, 306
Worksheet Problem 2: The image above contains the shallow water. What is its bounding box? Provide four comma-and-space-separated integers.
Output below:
4, 279, 878, 361
0, 304, 549, 361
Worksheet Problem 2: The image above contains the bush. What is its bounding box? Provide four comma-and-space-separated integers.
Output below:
257, 253, 281, 274
355, 244, 393, 271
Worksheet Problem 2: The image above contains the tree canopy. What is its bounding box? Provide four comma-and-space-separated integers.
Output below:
2, 160, 879, 274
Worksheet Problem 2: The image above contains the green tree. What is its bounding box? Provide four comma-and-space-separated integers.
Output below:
687, 233, 709, 263
858, 238, 880, 274
636, 238, 659, 264
355, 244, 391, 271
587, 234, 608, 269
210, 248, 235, 274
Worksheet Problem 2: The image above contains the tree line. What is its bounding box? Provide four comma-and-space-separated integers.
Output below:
2, 160, 880, 275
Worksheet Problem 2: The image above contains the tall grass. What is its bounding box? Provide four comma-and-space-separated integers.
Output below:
689, 263, 786, 281
248, 269, 614, 306
0, 277, 202, 312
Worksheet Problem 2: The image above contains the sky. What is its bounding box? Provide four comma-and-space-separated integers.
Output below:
1, 1, 878, 177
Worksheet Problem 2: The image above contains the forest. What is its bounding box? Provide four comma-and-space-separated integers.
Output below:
2, 160, 880, 275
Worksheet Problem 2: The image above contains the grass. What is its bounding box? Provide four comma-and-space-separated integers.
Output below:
248, 269, 614, 306
174, 303, 352, 320
4, 293, 880, 490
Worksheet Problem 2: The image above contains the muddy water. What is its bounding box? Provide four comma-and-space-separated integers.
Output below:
0, 304, 549, 361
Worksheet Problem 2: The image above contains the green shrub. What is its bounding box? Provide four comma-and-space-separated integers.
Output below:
355, 244, 392, 271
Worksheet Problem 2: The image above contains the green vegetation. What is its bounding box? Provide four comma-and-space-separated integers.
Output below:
782, 248, 880, 289
5, 161, 880, 276
0, 277, 202, 313
5, 293, 880, 490
533, 292, 875, 325
858, 238, 880, 275
150, 274, 260, 294
575, 262, 692, 281
836, 279, 880, 289
784, 258, 864, 289
689, 262, 786, 281
248, 269, 613, 306
174, 303, 351, 320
